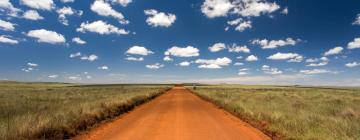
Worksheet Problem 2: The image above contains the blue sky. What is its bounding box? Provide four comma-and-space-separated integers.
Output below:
0, 0, 360, 85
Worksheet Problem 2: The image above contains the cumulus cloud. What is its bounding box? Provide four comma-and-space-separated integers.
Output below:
125, 57, 144, 61
91, 0, 128, 24
146, 63, 164, 69
20, 0, 55, 11
165, 46, 200, 57
201, 0, 233, 18
27, 29, 66, 44
353, 14, 360, 25
77, 20, 129, 35
23, 10, 44, 20
72, 37, 86, 44
70, 52, 81, 58
111, 0, 132, 7
261, 65, 282, 75
307, 61, 328, 67
267, 52, 303, 62
98, 66, 109, 70
238, 68, 249, 75
347, 38, 360, 49
201, 0, 281, 32
228, 44, 250, 53
202, 0, 280, 17
234, 62, 244, 66
178, 61, 191, 67
81, 54, 98, 61
345, 62, 360, 68
48, 75, 58, 78
68, 76, 81, 80
126, 46, 153, 56
0, 19, 15, 31
300, 69, 331, 75
60, 0, 74, 3
245, 55, 258, 61
0, 35, 18, 44
209, 42, 226, 52
163, 56, 173, 61
144, 9, 176, 27
0, 0, 21, 17
27, 62, 38, 67
57, 7, 83, 26
306, 57, 329, 67
226, 18, 252, 32
195, 57, 232, 69
251, 38, 299, 49
324, 46, 343, 56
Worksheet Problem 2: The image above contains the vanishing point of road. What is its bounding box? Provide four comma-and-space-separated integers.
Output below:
76, 87, 271, 140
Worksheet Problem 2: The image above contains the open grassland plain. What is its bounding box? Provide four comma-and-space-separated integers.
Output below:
190, 85, 360, 140
0, 81, 170, 140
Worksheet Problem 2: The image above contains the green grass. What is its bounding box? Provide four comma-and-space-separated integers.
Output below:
0, 82, 170, 139
190, 85, 360, 140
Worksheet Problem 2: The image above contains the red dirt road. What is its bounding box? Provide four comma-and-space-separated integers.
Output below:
76, 87, 270, 140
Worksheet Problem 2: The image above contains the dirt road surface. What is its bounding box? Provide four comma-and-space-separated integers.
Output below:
76, 87, 270, 140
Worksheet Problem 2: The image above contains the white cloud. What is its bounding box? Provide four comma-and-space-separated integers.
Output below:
98, 66, 109, 70
91, 0, 128, 24
201, 0, 233, 18
125, 57, 144, 61
345, 62, 360, 68
0, 0, 21, 17
27, 62, 38, 67
0, 35, 18, 44
57, 7, 83, 26
209, 42, 226, 52
353, 14, 360, 25
267, 52, 303, 62
196, 57, 232, 69
300, 69, 331, 75
251, 38, 299, 49
178, 61, 191, 67
60, 0, 74, 3
77, 20, 129, 35
163, 56, 173, 61
23, 10, 44, 20
234, 62, 244, 66
236, 0, 280, 17
228, 44, 250, 53
81, 54, 98, 61
261, 65, 282, 75
281, 7, 288, 15
144, 9, 176, 27
245, 55, 258, 61
238, 68, 249, 75
165, 46, 200, 57
72, 37, 86, 44
111, 0, 132, 7
146, 63, 164, 69
48, 75, 58, 78
324, 46, 343, 56
68, 76, 81, 80
70, 52, 81, 58
20, 0, 55, 11
27, 29, 66, 44
227, 18, 252, 32
126, 46, 153, 56
307, 61, 328, 67
0, 19, 15, 31
347, 38, 360, 49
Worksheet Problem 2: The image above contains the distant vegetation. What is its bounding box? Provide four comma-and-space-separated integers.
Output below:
190, 85, 360, 140
0, 82, 170, 139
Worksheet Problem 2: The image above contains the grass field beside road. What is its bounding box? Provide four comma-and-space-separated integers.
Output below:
0, 81, 170, 140
190, 85, 360, 140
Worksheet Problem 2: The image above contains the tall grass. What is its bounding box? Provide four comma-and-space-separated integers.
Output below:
190, 85, 360, 140
0, 82, 170, 139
